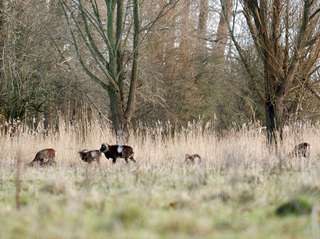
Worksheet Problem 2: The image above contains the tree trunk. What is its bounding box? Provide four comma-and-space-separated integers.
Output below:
0, 0, 5, 86
265, 95, 277, 145
179, 0, 191, 57
213, 0, 232, 62
198, 0, 208, 58
124, 0, 140, 125
107, 86, 129, 143
264, 67, 285, 145
116, 0, 125, 112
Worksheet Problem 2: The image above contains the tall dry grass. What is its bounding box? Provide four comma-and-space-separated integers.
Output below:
0, 118, 319, 170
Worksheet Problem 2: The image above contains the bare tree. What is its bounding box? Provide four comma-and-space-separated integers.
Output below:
0, 0, 76, 132
60, 0, 179, 141
60, 0, 141, 141
227, 0, 320, 144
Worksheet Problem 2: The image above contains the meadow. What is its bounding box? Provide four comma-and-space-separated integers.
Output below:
0, 121, 320, 239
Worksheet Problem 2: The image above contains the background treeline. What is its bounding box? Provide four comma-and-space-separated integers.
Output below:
1, 0, 320, 142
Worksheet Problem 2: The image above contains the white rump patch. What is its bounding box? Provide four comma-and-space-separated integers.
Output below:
91, 151, 98, 158
117, 145, 123, 153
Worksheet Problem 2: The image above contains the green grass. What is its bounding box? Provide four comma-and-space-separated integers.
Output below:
0, 162, 319, 239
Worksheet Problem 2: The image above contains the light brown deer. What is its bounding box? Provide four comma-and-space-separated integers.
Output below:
28, 148, 56, 167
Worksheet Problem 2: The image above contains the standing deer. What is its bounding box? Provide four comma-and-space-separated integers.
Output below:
100, 143, 135, 164
28, 148, 56, 167
289, 142, 311, 158
78, 149, 101, 164
185, 153, 202, 164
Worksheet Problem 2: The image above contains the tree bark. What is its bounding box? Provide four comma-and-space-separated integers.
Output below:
107, 86, 128, 142
124, 0, 140, 127
213, 0, 232, 62
198, 0, 208, 58
179, 0, 191, 57
0, 0, 5, 88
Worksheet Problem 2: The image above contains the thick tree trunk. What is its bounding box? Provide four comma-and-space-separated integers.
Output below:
107, 86, 129, 143
264, 67, 285, 145
213, 0, 232, 62
265, 99, 285, 144
265, 96, 277, 145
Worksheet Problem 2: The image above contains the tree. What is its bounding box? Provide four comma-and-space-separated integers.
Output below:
60, 0, 141, 141
0, 0, 81, 133
227, 0, 320, 144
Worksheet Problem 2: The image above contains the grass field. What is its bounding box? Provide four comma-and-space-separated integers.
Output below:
0, 122, 320, 239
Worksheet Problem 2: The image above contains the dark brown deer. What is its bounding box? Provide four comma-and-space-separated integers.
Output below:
185, 154, 202, 164
78, 149, 101, 164
28, 148, 56, 167
100, 143, 135, 164
289, 142, 311, 158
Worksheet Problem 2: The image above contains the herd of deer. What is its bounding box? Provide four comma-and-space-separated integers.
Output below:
27, 142, 311, 167
28, 143, 135, 167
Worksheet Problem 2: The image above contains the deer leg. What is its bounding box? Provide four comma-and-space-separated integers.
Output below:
129, 156, 136, 163
124, 158, 129, 163
112, 158, 117, 164
39, 158, 45, 167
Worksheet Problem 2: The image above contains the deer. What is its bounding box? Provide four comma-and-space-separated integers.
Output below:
78, 149, 101, 164
185, 153, 202, 164
28, 148, 56, 167
100, 143, 135, 164
289, 142, 311, 158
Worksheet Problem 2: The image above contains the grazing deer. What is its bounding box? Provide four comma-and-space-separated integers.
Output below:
78, 149, 101, 164
100, 143, 135, 164
289, 142, 311, 158
185, 154, 202, 164
28, 148, 56, 167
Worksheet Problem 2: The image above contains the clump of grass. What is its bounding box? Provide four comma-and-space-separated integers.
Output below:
111, 204, 145, 228
202, 191, 231, 203
40, 182, 66, 195
237, 190, 255, 204
275, 198, 312, 217
156, 213, 211, 236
